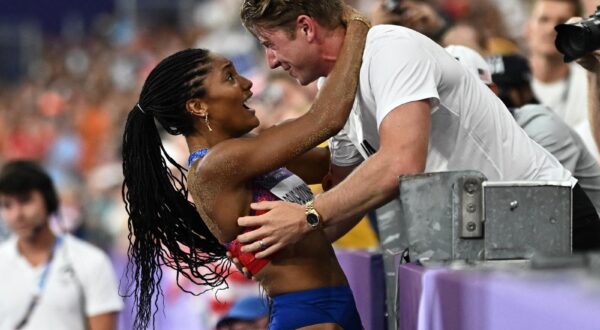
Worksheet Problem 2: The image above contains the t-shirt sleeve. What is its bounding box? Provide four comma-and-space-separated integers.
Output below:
80, 249, 124, 316
367, 35, 440, 128
329, 131, 364, 167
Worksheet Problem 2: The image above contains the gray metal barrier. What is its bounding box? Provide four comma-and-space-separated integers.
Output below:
375, 170, 572, 330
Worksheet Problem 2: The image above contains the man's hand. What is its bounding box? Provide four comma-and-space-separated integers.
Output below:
226, 251, 254, 280
576, 49, 600, 73
237, 201, 310, 259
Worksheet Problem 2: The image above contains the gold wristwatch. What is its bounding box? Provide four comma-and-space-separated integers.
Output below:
304, 200, 321, 229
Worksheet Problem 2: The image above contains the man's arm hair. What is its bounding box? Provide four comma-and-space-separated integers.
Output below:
321, 164, 365, 242
315, 100, 430, 228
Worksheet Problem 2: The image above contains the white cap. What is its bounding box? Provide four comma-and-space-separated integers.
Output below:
445, 45, 493, 85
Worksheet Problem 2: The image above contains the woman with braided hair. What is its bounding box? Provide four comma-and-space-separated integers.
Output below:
121, 12, 369, 330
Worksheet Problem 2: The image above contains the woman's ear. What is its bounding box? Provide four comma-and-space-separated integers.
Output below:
186, 99, 209, 117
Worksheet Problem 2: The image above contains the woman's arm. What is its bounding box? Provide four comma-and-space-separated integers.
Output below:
203, 17, 369, 184
285, 146, 330, 184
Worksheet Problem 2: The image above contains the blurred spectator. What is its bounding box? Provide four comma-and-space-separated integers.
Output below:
371, 0, 450, 41
525, 0, 600, 159
215, 296, 269, 330
370, 0, 518, 54
441, 22, 488, 54
443, 0, 516, 52
0, 160, 123, 330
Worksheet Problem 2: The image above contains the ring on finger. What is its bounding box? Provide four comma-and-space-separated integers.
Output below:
258, 240, 265, 249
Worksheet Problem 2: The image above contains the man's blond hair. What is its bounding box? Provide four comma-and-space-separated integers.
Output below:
240, 0, 345, 38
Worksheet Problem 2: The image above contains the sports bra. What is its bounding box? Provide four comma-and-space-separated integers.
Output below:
188, 149, 314, 276
224, 182, 277, 275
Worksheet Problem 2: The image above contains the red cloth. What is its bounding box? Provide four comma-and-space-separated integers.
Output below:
224, 185, 275, 275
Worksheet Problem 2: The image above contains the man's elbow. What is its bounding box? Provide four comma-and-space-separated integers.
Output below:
382, 156, 425, 188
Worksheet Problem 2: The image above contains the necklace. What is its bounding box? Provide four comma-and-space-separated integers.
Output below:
188, 148, 209, 167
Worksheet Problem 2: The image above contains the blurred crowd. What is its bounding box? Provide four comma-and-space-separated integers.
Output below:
1, 0, 599, 329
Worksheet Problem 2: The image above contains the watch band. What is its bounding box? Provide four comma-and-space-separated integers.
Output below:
305, 200, 321, 229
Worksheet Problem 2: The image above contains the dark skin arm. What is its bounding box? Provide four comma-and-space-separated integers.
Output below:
194, 17, 369, 243
271, 117, 331, 184
285, 146, 331, 185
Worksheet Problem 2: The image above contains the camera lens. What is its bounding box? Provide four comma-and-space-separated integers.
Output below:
554, 7, 600, 62
556, 24, 587, 61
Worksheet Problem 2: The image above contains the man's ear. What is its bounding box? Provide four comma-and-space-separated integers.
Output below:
186, 99, 208, 117
297, 15, 316, 42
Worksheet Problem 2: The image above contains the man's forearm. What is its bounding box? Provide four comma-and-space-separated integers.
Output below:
315, 100, 430, 228
314, 151, 413, 228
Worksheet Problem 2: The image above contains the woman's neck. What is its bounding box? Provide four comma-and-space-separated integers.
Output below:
186, 132, 210, 154
186, 129, 233, 153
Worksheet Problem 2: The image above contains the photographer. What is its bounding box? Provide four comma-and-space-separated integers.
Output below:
525, 0, 600, 158
563, 16, 600, 158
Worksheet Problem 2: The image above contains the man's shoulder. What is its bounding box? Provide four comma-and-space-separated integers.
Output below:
515, 104, 563, 126
368, 24, 416, 37
515, 104, 573, 140
364, 25, 436, 62
366, 25, 415, 45
63, 235, 111, 261
515, 104, 552, 116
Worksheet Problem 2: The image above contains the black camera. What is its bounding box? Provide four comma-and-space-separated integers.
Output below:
555, 6, 600, 62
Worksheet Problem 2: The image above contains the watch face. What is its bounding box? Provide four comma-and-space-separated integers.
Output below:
307, 213, 320, 226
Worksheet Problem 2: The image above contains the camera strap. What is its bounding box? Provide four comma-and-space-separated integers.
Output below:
14, 235, 64, 330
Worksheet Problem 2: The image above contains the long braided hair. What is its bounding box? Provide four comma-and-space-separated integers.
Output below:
121, 48, 231, 330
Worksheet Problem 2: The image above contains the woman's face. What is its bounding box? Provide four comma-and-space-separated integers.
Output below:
200, 53, 259, 136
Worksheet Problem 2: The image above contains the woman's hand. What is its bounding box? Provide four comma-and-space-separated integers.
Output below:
342, 3, 371, 28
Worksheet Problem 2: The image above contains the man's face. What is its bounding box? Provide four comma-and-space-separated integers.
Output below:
526, 0, 578, 57
0, 191, 49, 240
256, 26, 323, 86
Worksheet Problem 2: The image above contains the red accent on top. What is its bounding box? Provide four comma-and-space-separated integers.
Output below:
225, 185, 276, 275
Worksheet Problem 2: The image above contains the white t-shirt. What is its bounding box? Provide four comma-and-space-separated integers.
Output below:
532, 63, 588, 128
328, 25, 572, 183
0, 235, 124, 330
